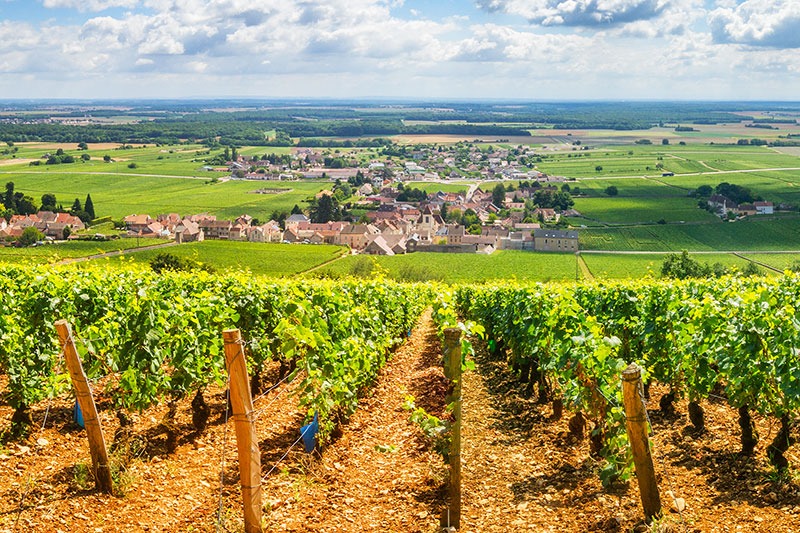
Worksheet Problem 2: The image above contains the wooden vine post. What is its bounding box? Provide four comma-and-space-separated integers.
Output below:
621, 363, 662, 522
441, 328, 462, 530
54, 320, 113, 494
223, 329, 263, 533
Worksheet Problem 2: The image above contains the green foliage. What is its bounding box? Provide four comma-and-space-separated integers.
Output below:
452, 273, 800, 486
0, 265, 429, 445
403, 395, 450, 460
661, 250, 710, 279
19, 226, 44, 247
149, 252, 214, 274
309, 194, 341, 223
492, 183, 505, 206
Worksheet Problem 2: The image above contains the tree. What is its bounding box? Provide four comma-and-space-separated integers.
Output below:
662, 138, 670, 145
103, 155, 112, 163
77, 142, 88, 150
128, 162, 137, 169
80, 153, 91, 162
4, 181, 15, 210
333, 182, 352, 200
310, 194, 341, 223
41, 194, 57, 211
84, 194, 96, 219
16, 195, 37, 215
72, 198, 82, 212
492, 183, 505, 206
532, 189, 574, 211
595, 165, 603, 172
661, 251, 709, 279
693, 185, 713, 197
605, 186, 618, 197
18, 226, 44, 247
150, 253, 213, 274
290, 204, 303, 215
467, 223, 482, 235
742, 262, 762, 277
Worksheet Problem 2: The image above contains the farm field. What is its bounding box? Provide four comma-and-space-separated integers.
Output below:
405, 181, 468, 194
0, 171, 332, 221
0, 142, 226, 178
658, 170, 800, 206
579, 216, 800, 251
536, 143, 800, 180
738, 252, 800, 272
102, 240, 348, 276
580, 252, 753, 279
573, 196, 718, 224
0, 238, 170, 264
314, 250, 580, 283
4, 270, 800, 531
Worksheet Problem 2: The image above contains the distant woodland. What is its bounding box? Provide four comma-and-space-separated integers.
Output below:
0, 100, 798, 146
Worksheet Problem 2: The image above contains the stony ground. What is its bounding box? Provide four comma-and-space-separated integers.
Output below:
2, 310, 800, 532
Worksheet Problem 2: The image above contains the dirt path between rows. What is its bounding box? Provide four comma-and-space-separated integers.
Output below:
0, 308, 449, 533
459, 344, 800, 533
261, 307, 449, 532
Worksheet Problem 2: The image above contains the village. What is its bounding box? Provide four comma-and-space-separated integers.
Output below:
117, 181, 580, 255
1, 141, 782, 255
166, 142, 579, 254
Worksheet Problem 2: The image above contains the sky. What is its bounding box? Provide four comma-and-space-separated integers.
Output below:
0, 0, 797, 101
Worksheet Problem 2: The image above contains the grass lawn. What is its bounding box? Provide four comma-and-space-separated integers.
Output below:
101, 240, 348, 276
313, 250, 580, 283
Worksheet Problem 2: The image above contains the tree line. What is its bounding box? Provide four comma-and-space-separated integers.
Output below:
2, 181, 96, 222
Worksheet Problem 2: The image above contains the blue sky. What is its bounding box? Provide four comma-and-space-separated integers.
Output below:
0, 0, 798, 100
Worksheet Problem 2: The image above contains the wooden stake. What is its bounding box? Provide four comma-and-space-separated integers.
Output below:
441, 328, 462, 530
223, 329, 262, 533
622, 363, 662, 522
54, 320, 113, 494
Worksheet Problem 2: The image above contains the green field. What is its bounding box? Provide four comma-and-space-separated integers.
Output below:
0, 238, 170, 264
737, 253, 800, 272
406, 181, 469, 194
578, 216, 800, 251
573, 196, 718, 224
0, 172, 331, 221
581, 252, 753, 279
536, 144, 800, 180
314, 250, 580, 283
2, 143, 230, 178
101, 240, 348, 276
2, 135, 800, 273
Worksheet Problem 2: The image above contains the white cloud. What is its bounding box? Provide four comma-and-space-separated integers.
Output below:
709, 0, 800, 48
42, 0, 139, 11
447, 24, 593, 64
0, 0, 794, 99
476, 0, 669, 27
